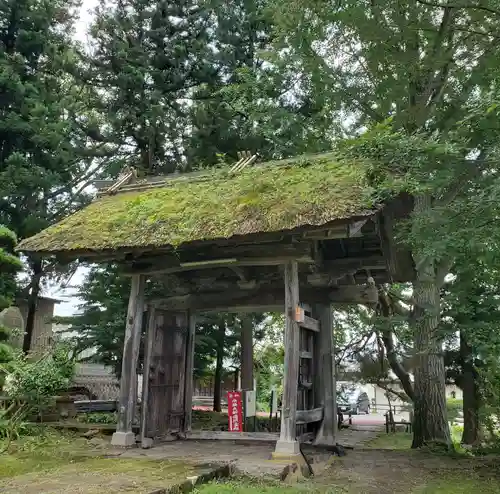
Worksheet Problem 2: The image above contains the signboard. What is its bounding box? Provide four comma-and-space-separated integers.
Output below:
244, 390, 256, 418
227, 391, 243, 432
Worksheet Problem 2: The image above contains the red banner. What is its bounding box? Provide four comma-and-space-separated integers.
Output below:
227, 391, 243, 432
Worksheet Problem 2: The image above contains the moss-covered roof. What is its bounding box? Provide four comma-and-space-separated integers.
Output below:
18, 153, 377, 255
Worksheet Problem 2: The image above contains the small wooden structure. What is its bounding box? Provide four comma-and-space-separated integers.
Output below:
18, 152, 412, 457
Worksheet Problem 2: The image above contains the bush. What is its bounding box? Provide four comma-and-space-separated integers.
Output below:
2, 343, 76, 402
447, 398, 463, 423
78, 412, 117, 424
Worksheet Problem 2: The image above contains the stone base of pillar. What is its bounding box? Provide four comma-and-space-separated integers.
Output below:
111, 431, 136, 447
273, 439, 301, 457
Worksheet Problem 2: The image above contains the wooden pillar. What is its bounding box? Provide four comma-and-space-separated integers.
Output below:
112, 274, 146, 447
313, 303, 337, 446
183, 311, 196, 432
240, 316, 254, 391
274, 261, 301, 456
140, 305, 156, 448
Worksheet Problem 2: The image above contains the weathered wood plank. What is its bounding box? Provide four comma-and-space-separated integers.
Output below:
300, 351, 313, 359
187, 431, 279, 442
275, 261, 301, 456
298, 431, 316, 443
296, 407, 324, 425
153, 283, 378, 313
140, 306, 156, 447
294, 309, 319, 332
167, 312, 188, 434
183, 311, 196, 432
126, 241, 315, 274
112, 274, 145, 447
313, 304, 337, 446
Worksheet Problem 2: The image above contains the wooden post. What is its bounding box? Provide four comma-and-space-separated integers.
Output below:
183, 311, 196, 432
112, 274, 145, 447
140, 305, 156, 448
274, 261, 301, 457
313, 303, 337, 446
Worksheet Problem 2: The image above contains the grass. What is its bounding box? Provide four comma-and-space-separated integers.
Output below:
0, 431, 197, 494
413, 474, 500, 493
18, 152, 373, 253
195, 478, 325, 494
364, 432, 413, 449
2, 429, 500, 494
195, 474, 500, 494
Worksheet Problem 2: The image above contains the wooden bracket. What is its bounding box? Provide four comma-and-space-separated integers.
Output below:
294, 307, 320, 332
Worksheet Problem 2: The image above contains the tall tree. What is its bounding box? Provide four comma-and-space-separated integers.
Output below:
0, 0, 110, 351
87, 0, 220, 175
272, 0, 500, 448
186, 0, 333, 165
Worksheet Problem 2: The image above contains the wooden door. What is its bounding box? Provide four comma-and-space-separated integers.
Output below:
142, 309, 189, 441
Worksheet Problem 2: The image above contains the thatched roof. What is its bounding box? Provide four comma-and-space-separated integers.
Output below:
18, 153, 377, 255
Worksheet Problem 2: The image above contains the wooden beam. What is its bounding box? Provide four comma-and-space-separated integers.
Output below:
275, 261, 301, 456
127, 254, 314, 275
183, 311, 196, 433
153, 283, 378, 313
126, 241, 314, 275
308, 255, 387, 287
140, 305, 156, 448
112, 274, 145, 447
296, 407, 324, 425
294, 308, 320, 332
300, 351, 313, 359
186, 431, 278, 442
313, 304, 337, 446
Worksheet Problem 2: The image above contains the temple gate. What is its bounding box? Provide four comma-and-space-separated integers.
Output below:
17, 152, 413, 458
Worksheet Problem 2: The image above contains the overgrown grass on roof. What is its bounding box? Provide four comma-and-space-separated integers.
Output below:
18, 153, 374, 253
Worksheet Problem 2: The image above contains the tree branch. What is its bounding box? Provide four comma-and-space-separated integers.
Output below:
377, 287, 415, 401
376, 382, 411, 403
416, 0, 500, 16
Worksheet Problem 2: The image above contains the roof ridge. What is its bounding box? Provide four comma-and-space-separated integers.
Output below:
96, 151, 339, 197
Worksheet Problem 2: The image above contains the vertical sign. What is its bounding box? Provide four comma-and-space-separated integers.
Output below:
244, 390, 256, 418
227, 391, 243, 432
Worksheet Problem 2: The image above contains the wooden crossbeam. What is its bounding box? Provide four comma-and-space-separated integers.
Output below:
153, 283, 378, 313
296, 407, 324, 425
125, 241, 315, 275
294, 307, 320, 332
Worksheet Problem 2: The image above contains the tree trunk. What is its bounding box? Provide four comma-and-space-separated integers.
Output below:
411, 258, 451, 448
460, 331, 480, 445
411, 195, 451, 449
213, 322, 225, 413
23, 259, 43, 353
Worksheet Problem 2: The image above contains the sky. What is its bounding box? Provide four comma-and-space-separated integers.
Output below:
46, 1, 98, 317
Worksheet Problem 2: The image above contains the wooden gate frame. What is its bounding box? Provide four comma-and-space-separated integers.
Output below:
140, 308, 196, 447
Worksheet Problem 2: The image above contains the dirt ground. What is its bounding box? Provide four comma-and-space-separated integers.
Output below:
3, 430, 500, 494
310, 450, 500, 494
0, 457, 203, 494
193, 450, 500, 494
